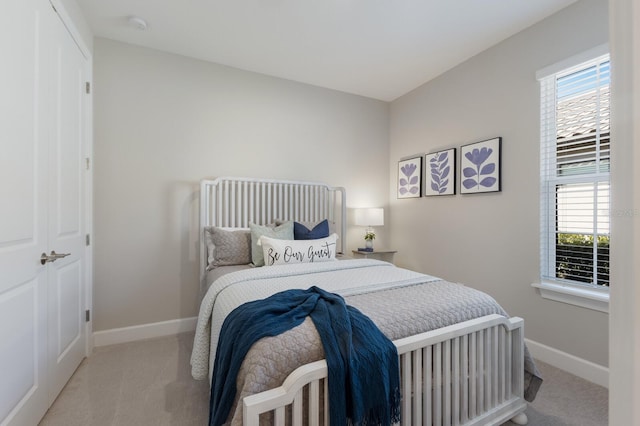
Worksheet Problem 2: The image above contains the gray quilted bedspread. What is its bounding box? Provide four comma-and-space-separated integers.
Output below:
191, 259, 541, 425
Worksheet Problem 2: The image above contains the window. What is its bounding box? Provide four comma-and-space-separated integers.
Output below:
538, 48, 611, 304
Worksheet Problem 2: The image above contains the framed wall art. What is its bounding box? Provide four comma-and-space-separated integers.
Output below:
397, 156, 422, 199
460, 137, 502, 194
424, 148, 456, 196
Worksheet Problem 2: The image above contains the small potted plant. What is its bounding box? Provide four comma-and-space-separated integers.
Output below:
364, 230, 375, 249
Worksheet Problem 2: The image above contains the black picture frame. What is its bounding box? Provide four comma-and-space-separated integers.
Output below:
424, 148, 456, 196
460, 137, 502, 194
397, 156, 422, 199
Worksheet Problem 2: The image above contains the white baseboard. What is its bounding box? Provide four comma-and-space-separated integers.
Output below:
92, 321, 609, 388
93, 317, 198, 347
525, 338, 609, 388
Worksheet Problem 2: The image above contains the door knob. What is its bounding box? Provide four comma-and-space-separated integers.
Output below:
40, 251, 71, 265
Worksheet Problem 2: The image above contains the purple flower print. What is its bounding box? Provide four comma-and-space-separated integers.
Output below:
464, 147, 493, 166
399, 160, 420, 196
401, 163, 417, 178
462, 147, 497, 190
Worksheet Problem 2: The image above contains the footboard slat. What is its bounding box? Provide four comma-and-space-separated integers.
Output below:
274, 406, 285, 426
413, 348, 423, 424
478, 329, 485, 415
292, 393, 302, 425
309, 380, 319, 426
492, 326, 499, 408
452, 337, 460, 426
500, 327, 506, 403
461, 334, 469, 424
434, 342, 442, 425
486, 328, 491, 410
469, 331, 477, 419
506, 331, 512, 398
402, 352, 411, 423
243, 315, 527, 426
323, 378, 328, 426
425, 346, 432, 425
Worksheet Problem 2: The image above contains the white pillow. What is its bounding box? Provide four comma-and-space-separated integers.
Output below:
258, 233, 339, 266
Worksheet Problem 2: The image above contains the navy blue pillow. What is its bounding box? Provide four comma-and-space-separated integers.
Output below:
294, 220, 330, 240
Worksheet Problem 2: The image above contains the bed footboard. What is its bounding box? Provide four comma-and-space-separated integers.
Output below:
243, 314, 527, 426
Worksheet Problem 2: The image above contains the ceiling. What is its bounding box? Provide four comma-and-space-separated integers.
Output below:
76, 0, 577, 101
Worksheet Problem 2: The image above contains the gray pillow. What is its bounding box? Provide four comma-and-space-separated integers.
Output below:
250, 221, 294, 266
204, 227, 216, 269
210, 227, 251, 268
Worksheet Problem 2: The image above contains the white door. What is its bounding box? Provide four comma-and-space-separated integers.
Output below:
0, 0, 88, 424
0, 1, 51, 424
46, 4, 88, 403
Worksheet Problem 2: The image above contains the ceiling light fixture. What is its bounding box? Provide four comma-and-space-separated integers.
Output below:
127, 16, 148, 31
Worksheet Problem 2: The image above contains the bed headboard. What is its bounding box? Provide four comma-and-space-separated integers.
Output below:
200, 176, 347, 280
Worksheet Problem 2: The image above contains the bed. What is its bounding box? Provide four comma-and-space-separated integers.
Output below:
191, 176, 540, 426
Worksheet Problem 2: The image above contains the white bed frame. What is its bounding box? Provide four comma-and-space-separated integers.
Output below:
200, 177, 528, 426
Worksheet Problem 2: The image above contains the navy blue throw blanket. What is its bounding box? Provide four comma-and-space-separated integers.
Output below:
209, 286, 401, 426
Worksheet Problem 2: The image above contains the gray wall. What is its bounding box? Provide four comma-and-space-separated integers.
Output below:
93, 39, 390, 331
93, 0, 611, 369
389, 0, 609, 367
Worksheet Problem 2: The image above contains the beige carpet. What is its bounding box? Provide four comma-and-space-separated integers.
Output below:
40, 332, 209, 426
40, 332, 607, 426
504, 358, 608, 426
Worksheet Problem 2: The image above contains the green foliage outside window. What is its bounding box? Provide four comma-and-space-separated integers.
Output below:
555, 233, 610, 287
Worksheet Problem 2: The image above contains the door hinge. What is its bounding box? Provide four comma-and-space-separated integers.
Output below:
85, 82, 91, 94
85, 234, 90, 246
85, 157, 90, 170
85, 309, 91, 322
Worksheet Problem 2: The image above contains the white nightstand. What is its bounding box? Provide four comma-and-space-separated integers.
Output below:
351, 249, 397, 264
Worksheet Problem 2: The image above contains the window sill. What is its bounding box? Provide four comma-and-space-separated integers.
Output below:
531, 281, 609, 313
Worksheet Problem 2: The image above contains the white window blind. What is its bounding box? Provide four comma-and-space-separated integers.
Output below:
539, 54, 610, 288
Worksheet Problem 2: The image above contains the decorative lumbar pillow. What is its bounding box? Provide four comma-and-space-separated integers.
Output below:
258, 233, 338, 266
210, 227, 251, 267
294, 219, 330, 240
250, 221, 294, 266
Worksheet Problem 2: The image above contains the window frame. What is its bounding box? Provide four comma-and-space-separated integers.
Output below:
534, 44, 610, 312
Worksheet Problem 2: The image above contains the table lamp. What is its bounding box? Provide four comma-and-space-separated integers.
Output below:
354, 208, 384, 250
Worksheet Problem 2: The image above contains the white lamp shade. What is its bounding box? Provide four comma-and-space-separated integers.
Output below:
354, 208, 384, 226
